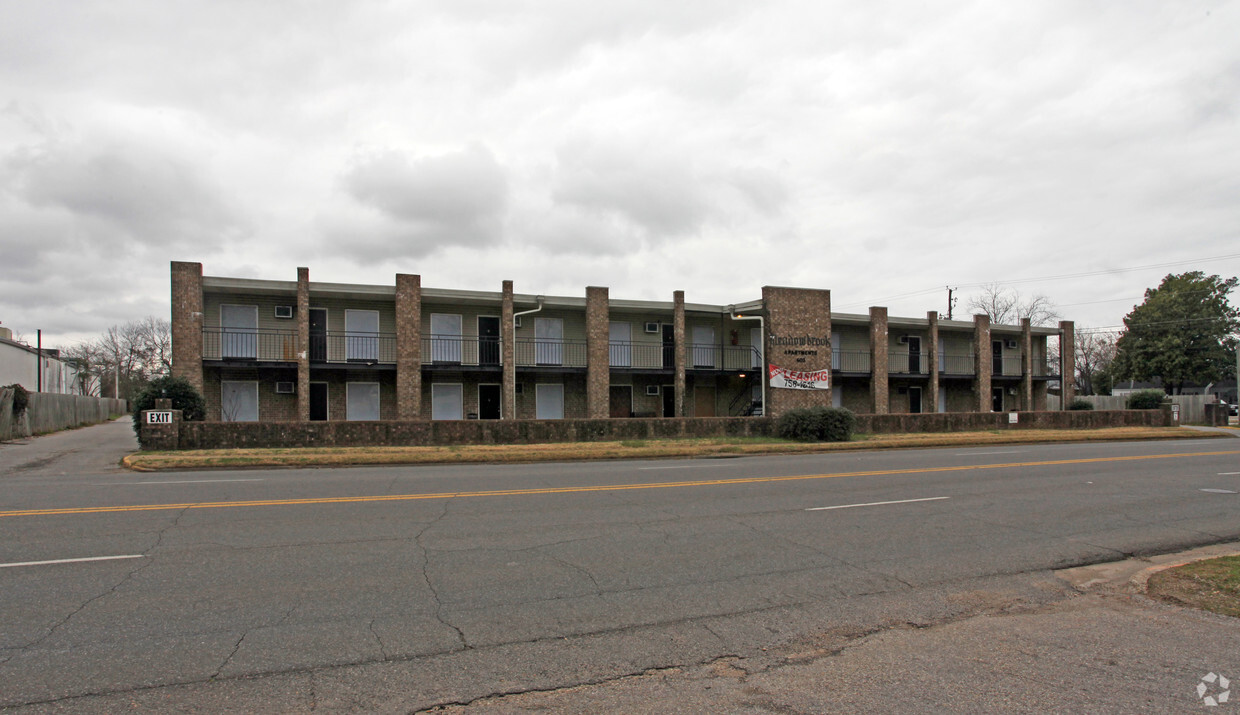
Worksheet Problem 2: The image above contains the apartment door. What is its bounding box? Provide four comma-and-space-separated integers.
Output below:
309, 382, 328, 421
662, 324, 675, 368
609, 385, 632, 418
909, 386, 923, 414
309, 308, 327, 362
478, 317, 500, 366
992, 340, 1004, 376
478, 384, 501, 419
907, 336, 922, 374
662, 385, 675, 417
992, 387, 1004, 412
694, 385, 716, 417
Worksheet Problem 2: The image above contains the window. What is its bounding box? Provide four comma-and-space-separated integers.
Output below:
535, 318, 563, 366
609, 321, 631, 367
692, 326, 716, 368
430, 313, 463, 363
220, 381, 258, 422
536, 383, 564, 419
431, 383, 464, 420
220, 304, 258, 359
345, 310, 380, 361
347, 382, 380, 421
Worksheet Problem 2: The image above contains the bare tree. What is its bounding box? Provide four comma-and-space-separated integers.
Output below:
966, 283, 1060, 326
1075, 331, 1117, 395
58, 318, 172, 400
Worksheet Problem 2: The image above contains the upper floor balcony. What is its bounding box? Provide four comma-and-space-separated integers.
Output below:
204, 327, 299, 363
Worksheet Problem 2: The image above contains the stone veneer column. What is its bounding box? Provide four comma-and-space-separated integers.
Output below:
170, 261, 204, 395
395, 273, 422, 420
502, 281, 516, 420
869, 307, 889, 415
585, 286, 610, 418
762, 287, 832, 418
1021, 318, 1034, 411
926, 311, 940, 414
1059, 320, 1075, 409
973, 314, 992, 412
296, 267, 310, 421
673, 291, 686, 417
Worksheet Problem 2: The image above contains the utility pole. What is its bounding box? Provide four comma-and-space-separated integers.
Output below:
36, 329, 42, 393
945, 286, 958, 321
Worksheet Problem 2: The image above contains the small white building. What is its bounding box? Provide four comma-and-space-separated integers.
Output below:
0, 327, 85, 395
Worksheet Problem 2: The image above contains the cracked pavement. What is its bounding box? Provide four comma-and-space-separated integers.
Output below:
1, 424, 1238, 711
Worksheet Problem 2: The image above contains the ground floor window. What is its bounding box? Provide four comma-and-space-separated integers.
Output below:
431, 383, 464, 420
221, 381, 259, 422
536, 383, 564, 419
347, 382, 380, 421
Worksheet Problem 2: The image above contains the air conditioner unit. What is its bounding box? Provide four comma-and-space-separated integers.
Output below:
275, 381, 295, 394
646, 385, 660, 395
514, 316, 522, 328
898, 335, 909, 344
1005, 339, 1018, 350
644, 322, 659, 333
274, 305, 294, 319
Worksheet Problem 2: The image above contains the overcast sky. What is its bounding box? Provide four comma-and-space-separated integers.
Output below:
2, 1, 1238, 347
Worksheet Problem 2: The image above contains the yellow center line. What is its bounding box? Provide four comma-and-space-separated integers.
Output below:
2, 449, 1237, 519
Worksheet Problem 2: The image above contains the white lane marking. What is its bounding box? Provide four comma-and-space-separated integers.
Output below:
638, 464, 722, 470
0, 555, 145, 569
954, 450, 1026, 456
1219, 472, 1240, 476
1200, 488, 1238, 494
108, 479, 266, 485
806, 496, 950, 511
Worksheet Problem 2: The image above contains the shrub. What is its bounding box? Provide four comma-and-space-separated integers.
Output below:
4, 383, 30, 417
1068, 399, 1094, 411
776, 406, 856, 442
1125, 389, 1166, 410
131, 376, 206, 440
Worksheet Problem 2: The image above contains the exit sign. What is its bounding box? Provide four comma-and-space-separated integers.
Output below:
146, 411, 173, 424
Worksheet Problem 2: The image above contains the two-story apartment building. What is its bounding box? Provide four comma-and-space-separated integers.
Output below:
171, 262, 1072, 423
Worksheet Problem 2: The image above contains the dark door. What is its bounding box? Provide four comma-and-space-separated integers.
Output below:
478, 384, 501, 419
907, 336, 921, 373
310, 382, 328, 421
909, 386, 922, 414
662, 324, 675, 368
992, 387, 1004, 412
478, 317, 500, 366
992, 340, 1003, 376
662, 385, 675, 417
310, 309, 327, 362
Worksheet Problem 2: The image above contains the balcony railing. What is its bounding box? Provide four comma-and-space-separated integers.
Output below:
1033, 358, 1059, 377
888, 352, 929, 375
204, 328, 298, 362
515, 338, 588, 367
609, 342, 673, 369
420, 335, 502, 366
832, 350, 871, 372
939, 353, 975, 375
994, 356, 1023, 377
309, 331, 397, 364
685, 344, 763, 371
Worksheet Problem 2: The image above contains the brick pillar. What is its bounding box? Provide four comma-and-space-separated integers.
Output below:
296, 267, 311, 421
762, 287, 832, 418
974, 314, 992, 412
1020, 318, 1033, 411
1059, 320, 1075, 409
502, 281, 516, 420
585, 286, 610, 418
927, 311, 940, 414
396, 273, 422, 420
673, 291, 686, 417
869, 307, 888, 415
170, 261, 204, 395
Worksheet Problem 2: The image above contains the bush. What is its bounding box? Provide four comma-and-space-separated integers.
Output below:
1068, 399, 1094, 411
131, 376, 206, 439
776, 406, 856, 442
1125, 389, 1166, 410
4, 383, 29, 417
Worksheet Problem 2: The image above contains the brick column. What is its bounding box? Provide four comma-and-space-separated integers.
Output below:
927, 311, 940, 414
673, 291, 686, 417
974, 314, 992, 412
170, 261, 204, 395
502, 281, 516, 420
762, 287, 832, 418
296, 267, 311, 421
396, 273, 422, 420
869, 307, 888, 414
1059, 320, 1075, 410
1020, 318, 1033, 411
585, 286, 610, 418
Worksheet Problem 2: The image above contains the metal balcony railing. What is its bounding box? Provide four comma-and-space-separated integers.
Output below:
888, 351, 929, 375
939, 353, 975, 375
994, 356, 1023, 377
515, 338, 588, 367
309, 331, 397, 363
608, 342, 672, 369
204, 328, 298, 362
420, 335, 502, 366
686, 344, 762, 371
832, 350, 871, 372
1034, 358, 1058, 377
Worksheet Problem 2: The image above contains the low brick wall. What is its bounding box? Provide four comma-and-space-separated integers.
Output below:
158, 408, 1172, 451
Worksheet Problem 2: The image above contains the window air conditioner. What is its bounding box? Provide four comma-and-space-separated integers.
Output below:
898, 335, 909, 344
274, 305, 294, 319
646, 385, 660, 396
275, 381, 295, 394
1005, 339, 1018, 350
644, 322, 659, 333
514, 316, 522, 328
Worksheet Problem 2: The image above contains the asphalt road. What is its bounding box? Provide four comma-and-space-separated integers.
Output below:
1, 421, 1238, 711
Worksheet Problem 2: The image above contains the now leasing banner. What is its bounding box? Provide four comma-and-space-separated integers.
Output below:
769, 365, 831, 390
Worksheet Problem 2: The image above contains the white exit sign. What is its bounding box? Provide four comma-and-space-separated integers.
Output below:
146, 411, 173, 424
